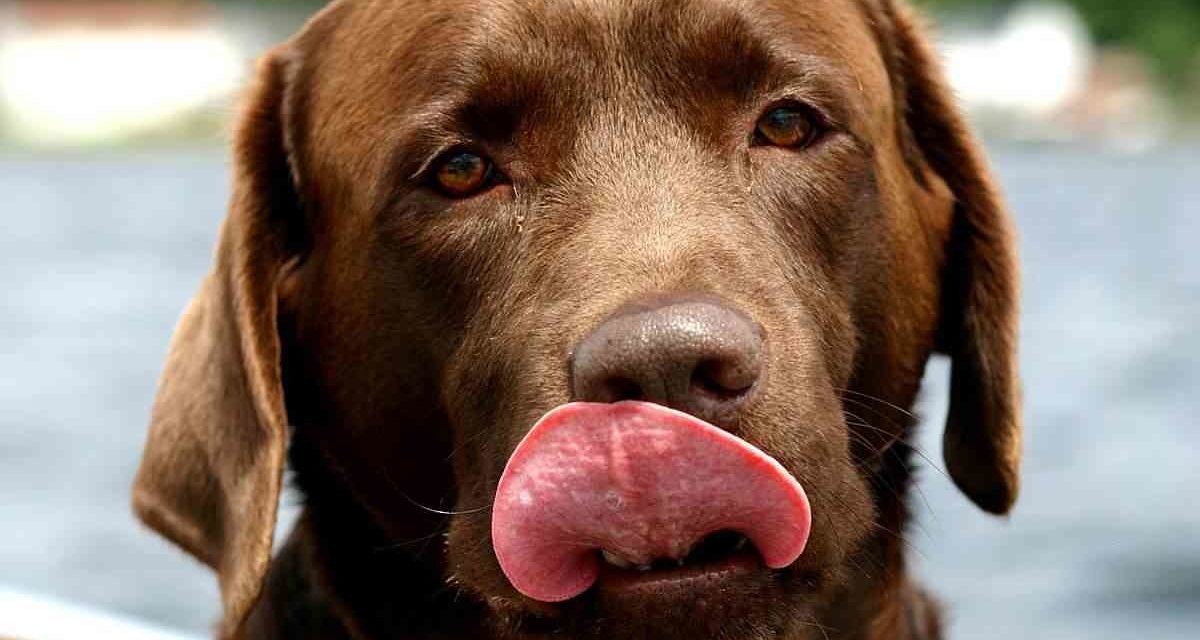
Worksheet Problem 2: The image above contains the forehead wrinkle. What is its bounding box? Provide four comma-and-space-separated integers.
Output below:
418, 0, 857, 126
366, 5, 582, 156
365, 0, 883, 210
619, 0, 774, 101
579, 1, 870, 159
461, 0, 617, 80
589, 0, 869, 136
425, 0, 618, 135
369, 1, 612, 211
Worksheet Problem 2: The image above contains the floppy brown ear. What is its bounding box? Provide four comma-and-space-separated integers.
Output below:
132, 46, 303, 636
882, 0, 1023, 515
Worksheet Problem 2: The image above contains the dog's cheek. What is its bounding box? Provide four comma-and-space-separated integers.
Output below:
741, 363, 877, 569
752, 147, 881, 372
810, 456, 878, 563
434, 307, 571, 604
674, 258, 870, 574
444, 511, 547, 613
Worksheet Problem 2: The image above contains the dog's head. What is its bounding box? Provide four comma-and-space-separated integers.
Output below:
133, 1, 1020, 638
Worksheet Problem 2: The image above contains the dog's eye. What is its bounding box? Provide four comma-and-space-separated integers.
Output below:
432, 149, 495, 197
754, 105, 819, 149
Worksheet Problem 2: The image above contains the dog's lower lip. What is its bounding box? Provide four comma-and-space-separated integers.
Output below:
595, 548, 762, 594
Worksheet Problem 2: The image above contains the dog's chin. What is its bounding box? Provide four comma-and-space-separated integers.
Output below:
489, 558, 822, 640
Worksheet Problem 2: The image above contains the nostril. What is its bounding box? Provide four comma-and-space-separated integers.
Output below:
691, 359, 756, 399
570, 298, 764, 423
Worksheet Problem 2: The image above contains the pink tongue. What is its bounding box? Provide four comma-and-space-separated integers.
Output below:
492, 401, 811, 602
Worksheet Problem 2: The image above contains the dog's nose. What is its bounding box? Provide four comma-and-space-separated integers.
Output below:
570, 299, 764, 425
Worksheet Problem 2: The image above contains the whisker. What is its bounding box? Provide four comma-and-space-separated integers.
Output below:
374, 460, 493, 516
443, 426, 493, 463
898, 453, 940, 531
397, 486, 492, 516
842, 414, 907, 465
841, 397, 908, 433
374, 529, 444, 553
842, 409, 904, 455
798, 615, 836, 640
844, 416, 941, 525
820, 503, 878, 579
835, 388, 916, 419
841, 407, 950, 482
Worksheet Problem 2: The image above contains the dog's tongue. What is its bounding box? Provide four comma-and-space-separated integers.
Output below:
492, 401, 811, 602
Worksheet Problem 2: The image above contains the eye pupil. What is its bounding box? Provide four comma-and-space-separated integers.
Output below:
756, 106, 816, 148
435, 151, 493, 196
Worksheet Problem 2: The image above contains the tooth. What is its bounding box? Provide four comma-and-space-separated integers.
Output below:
601, 550, 634, 569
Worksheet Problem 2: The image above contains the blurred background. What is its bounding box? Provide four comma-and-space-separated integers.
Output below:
0, 1, 1196, 638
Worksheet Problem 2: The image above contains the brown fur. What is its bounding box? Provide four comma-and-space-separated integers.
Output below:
133, 1, 1021, 638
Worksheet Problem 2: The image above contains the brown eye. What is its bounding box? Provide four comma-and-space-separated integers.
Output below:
754, 105, 818, 148
433, 150, 494, 197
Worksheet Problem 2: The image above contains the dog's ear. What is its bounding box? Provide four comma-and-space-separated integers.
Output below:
132, 45, 304, 635
882, 1, 1022, 515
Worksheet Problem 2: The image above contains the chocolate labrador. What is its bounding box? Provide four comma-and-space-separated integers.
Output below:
133, 0, 1021, 638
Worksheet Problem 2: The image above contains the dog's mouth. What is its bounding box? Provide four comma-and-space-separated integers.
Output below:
599, 529, 750, 572
590, 529, 765, 600
491, 401, 811, 602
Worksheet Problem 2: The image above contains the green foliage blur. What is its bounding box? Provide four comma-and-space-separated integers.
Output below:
919, 0, 1200, 92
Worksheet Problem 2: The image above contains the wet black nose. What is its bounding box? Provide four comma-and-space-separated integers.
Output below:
570, 299, 764, 426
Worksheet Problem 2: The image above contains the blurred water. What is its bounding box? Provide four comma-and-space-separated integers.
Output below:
0, 146, 1197, 638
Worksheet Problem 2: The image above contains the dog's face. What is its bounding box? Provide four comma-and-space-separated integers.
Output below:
133, 1, 1021, 639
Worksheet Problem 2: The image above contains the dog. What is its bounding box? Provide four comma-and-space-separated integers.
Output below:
133, 1, 1021, 638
